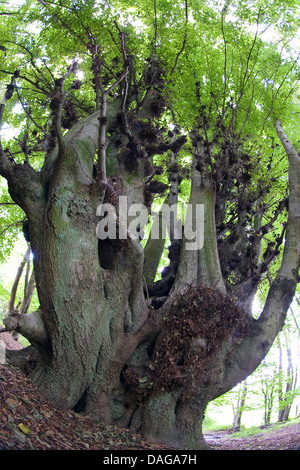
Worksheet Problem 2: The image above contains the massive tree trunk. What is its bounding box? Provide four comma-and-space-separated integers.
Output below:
1, 99, 299, 450
2, 106, 148, 420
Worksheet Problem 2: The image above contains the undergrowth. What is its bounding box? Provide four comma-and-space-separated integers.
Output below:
205, 417, 300, 439
230, 425, 264, 438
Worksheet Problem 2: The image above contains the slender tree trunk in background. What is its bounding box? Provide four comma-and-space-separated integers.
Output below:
278, 331, 296, 422
143, 199, 168, 285
232, 380, 247, 432
262, 370, 275, 426
7, 246, 31, 315
5, 245, 35, 340
20, 268, 35, 315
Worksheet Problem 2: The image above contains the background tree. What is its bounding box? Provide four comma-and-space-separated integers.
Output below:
259, 361, 277, 426
0, 0, 299, 449
232, 380, 248, 432
277, 319, 299, 422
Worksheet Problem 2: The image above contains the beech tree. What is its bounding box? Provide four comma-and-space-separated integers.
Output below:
0, 0, 300, 449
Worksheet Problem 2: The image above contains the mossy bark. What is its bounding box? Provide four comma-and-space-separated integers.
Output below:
172, 158, 226, 296
1, 110, 299, 450
4, 106, 148, 421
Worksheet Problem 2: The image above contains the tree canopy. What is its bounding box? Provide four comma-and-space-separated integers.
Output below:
1, 0, 300, 269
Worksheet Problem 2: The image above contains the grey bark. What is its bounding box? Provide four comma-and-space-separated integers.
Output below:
232, 380, 248, 431
1, 106, 299, 449
216, 120, 300, 398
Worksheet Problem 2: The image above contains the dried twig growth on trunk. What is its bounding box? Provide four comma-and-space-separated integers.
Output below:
124, 284, 249, 401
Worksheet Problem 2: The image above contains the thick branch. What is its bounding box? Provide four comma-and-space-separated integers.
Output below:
114, 21, 130, 115
171, 156, 226, 295
217, 120, 300, 397
96, 69, 129, 193
168, 0, 188, 77
168, 123, 183, 242
3, 309, 49, 352
20, 262, 35, 314
275, 119, 300, 218
0, 74, 16, 128
5, 163, 45, 217
0, 76, 16, 179
52, 62, 79, 153
0, 74, 45, 213
41, 100, 121, 187
144, 123, 183, 287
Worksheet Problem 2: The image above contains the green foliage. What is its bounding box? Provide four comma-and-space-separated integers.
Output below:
230, 425, 263, 438
0, 282, 10, 323
202, 415, 228, 432
0, 181, 25, 263
206, 304, 300, 429
278, 387, 300, 411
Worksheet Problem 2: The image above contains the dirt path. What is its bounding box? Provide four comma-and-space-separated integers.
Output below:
205, 423, 300, 450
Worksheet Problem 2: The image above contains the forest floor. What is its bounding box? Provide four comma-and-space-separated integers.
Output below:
0, 332, 299, 452
205, 422, 300, 450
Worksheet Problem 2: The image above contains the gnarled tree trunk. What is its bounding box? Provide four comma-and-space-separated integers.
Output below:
1, 94, 299, 450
